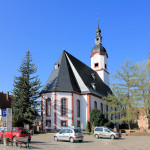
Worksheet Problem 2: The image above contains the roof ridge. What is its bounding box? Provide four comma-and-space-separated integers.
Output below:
65, 52, 89, 92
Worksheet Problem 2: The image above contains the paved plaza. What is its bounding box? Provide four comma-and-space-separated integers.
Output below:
0, 133, 150, 150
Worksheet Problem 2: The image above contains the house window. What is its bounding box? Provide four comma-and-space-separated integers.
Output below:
101, 103, 103, 113
77, 100, 80, 117
46, 120, 51, 127
77, 120, 80, 127
111, 114, 113, 120
46, 98, 51, 116
61, 120, 68, 127
106, 105, 108, 118
61, 98, 67, 116
115, 108, 117, 119
94, 101, 97, 109
94, 63, 99, 68
111, 107, 113, 120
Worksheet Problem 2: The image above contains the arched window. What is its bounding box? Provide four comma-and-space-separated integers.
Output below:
94, 101, 97, 109
77, 100, 80, 117
46, 98, 51, 116
101, 103, 103, 113
61, 98, 68, 116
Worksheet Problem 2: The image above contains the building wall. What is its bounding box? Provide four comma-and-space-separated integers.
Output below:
42, 92, 119, 131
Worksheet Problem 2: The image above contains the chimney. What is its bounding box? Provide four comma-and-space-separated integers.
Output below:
6, 91, 9, 100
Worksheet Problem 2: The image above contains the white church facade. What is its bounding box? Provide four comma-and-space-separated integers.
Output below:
40, 24, 119, 132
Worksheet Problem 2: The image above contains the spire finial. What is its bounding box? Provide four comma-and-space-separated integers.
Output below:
97, 16, 99, 29
96, 17, 101, 34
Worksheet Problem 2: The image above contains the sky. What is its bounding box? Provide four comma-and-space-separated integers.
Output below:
0, 0, 150, 94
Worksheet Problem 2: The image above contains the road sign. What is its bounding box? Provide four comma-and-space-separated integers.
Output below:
2, 110, 6, 117
6, 108, 12, 132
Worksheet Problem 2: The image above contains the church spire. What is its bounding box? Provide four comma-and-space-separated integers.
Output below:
95, 17, 102, 45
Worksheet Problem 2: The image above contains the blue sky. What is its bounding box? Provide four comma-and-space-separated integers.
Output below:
0, 0, 150, 93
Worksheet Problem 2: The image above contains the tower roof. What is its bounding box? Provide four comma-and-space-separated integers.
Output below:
41, 50, 112, 97
92, 44, 106, 54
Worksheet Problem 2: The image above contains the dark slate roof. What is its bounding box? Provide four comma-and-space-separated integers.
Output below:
91, 44, 106, 54
41, 50, 112, 97
0, 92, 11, 109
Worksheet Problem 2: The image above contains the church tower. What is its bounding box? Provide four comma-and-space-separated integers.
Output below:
90, 20, 109, 86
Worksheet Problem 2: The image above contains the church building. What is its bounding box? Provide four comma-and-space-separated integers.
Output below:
40, 23, 117, 132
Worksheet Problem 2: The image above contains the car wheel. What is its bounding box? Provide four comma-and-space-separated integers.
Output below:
54, 136, 58, 142
79, 140, 83, 143
95, 134, 99, 139
70, 137, 74, 143
110, 135, 115, 140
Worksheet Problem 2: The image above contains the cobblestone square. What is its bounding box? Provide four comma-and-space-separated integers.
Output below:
0, 133, 150, 150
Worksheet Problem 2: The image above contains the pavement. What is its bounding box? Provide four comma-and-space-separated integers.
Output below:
0, 133, 150, 150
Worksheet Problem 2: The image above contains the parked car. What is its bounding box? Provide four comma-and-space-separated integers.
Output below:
94, 126, 121, 139
0, 127, 6, 132
54, 128, 84, 143
0, 127, 31, 142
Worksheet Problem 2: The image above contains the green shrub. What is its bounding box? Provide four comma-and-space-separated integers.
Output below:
90, 109, 114, 129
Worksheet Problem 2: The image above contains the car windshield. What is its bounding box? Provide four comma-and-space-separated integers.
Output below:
74, 129, 81, 133
108, 127, 114, 132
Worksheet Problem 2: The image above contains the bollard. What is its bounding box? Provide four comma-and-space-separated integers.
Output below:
4, 138, 9, 146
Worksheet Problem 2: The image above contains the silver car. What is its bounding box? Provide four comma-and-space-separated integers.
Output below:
54, 128, 84, 143
94, 126, 121, 139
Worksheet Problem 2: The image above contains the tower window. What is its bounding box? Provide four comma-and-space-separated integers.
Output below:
105, 64, 107, 69
94, 63, 99, 68
96, 38, 99, 41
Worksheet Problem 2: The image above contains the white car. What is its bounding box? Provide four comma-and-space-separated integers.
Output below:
54, 128, 84, 143
94, 127, 121, 139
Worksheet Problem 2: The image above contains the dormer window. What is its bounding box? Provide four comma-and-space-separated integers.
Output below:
91, 73, 95, 79
55, 63, 60, 69
91, 83, 96, 90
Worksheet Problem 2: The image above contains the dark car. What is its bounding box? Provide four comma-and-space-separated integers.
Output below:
0, 127, 31, 142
